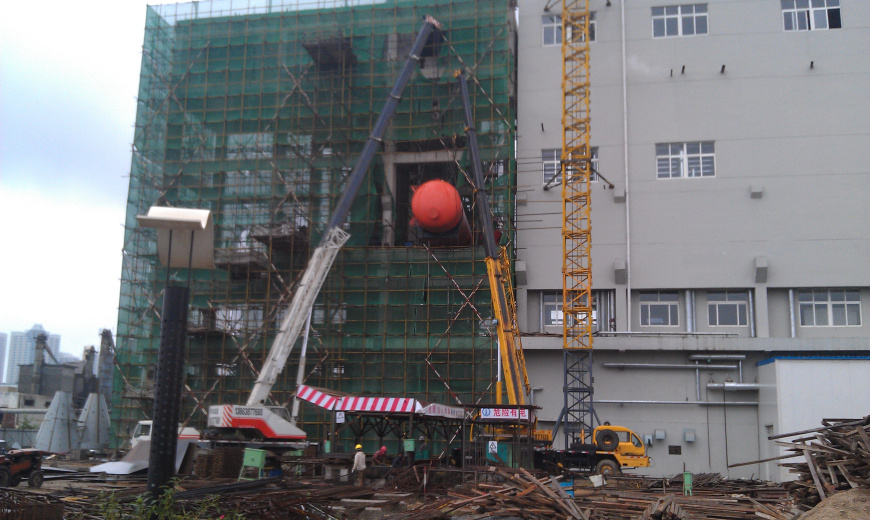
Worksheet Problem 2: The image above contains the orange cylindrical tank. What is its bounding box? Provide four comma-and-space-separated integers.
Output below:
411, 179, 465, 233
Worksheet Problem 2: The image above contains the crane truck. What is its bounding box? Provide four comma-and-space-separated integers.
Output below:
204, 16, 443, 447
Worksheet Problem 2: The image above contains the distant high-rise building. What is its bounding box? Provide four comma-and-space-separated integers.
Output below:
6, 324, 61, 386
0, 333, 6, 384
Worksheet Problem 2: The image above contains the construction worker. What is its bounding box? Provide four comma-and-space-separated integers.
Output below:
352, 444, 366, 486
372, 445, 388, 465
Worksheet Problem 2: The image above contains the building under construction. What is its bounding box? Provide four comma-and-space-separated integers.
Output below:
115, 0, 517, 443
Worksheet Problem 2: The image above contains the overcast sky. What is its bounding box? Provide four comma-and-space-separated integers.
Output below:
0, 1, 179, 357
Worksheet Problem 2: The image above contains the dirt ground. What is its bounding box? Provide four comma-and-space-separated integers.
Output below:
798, 488, 870, 520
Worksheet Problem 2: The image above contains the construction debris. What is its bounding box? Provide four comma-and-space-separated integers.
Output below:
768, 416, 870, 510
0, 464, 801, 519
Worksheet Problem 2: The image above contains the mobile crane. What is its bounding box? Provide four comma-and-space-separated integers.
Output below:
206, 16, 443, 445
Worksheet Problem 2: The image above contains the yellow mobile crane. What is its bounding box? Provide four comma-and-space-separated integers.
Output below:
456, 70, 530, 409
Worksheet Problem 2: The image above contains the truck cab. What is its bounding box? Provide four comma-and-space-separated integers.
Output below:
535, 424, 650, 476
130, 420, 200, 449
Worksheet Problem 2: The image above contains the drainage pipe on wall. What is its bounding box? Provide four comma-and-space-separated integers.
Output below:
686, 290, 694, 333
748, 289, 756, 338
788, 289, 796, 338
620, 0, 632, 331
596, 399, 757, 406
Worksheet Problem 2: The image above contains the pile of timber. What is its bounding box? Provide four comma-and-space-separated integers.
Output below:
771, 416, 870, 510
443, 466, 588, 519
3, 464, 798, 519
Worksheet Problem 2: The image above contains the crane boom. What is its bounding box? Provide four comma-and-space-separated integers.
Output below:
245, 16, 442, 407
456, 70, 530, 405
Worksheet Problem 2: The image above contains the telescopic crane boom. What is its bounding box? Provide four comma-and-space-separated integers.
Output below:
456, 70, 530, 406
247, 16, 442, 408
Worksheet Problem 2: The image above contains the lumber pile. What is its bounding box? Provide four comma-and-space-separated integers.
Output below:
443, 466, 588, 519
772, 416, 870, 510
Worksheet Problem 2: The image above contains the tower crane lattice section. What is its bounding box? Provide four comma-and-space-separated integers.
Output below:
560, 0, 595, 447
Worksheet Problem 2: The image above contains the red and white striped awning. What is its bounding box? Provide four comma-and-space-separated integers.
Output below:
296, 385, 340, 410
335, 396, 418, 413
296, 385, 465, 419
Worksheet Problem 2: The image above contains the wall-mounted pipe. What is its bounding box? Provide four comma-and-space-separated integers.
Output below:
706, 383, 760, 391
688, 354, 746, 360
686, 290, 694, 333
597, 331, 738, 337
748, 289, 756, 338
603, 363, 736, 370
621, 0, 632, 331
789, 289, 796, 338
596, 399, 757, 406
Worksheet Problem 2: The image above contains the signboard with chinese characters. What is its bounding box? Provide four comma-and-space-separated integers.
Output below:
335, 411, 345, 424
479, 408, 531, 421
419, 403, 465, 419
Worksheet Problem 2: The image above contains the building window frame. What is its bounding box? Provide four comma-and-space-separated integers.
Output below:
541, 291, 598, 328
707, 291, 748, 327
798, 289, 861, 327
542, 15, 562, 46
652, 4, 709, 38
781, 0, 841, 32
656, 141, 715, 179
542, 148, 561, 184
640, 291, 680, 327
543, 12, 597, 47
543, 147, 598, 185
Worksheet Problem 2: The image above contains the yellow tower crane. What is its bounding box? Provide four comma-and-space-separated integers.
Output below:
559, 0, 595, 446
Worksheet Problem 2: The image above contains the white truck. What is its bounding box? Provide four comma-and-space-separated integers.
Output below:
130, 420, 201, 449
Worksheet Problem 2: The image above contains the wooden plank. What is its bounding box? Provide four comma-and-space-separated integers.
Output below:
803, 449, 827, 500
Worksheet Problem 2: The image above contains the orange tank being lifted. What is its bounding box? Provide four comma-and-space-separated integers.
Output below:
410, 179, 471, 246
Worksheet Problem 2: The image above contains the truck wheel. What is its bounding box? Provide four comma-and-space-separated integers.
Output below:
596, 429, 619, 451
9, 474, 21, 487
0, 468, 9, 487
596, 459, 620, 476
28, 471, 44, 488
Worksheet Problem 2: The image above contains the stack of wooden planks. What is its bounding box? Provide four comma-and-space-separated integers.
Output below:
443, 466, 588, 520
770, 416, 870, 510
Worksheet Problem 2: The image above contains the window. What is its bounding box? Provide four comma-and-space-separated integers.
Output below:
543, 147, 598, 184
543, 15, 561, 46
799, 289, 861, 326
226, 133, 273, 159
542, 291, 597, 328
782, 0, 841, 31
707, 291, 748, 326
542, 292, 563, 326
543, 13, 596, 46
542, 149, 561, 184
640, 291, 679, 326
652, 4, 708, 38
656, 141, 715, 179
589, 146, 599, 182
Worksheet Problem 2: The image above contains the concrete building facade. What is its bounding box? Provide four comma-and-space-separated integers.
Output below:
515, 1, 870, 479
6, 325, 61, 386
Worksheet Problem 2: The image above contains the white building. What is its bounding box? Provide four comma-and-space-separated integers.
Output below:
6, 324, 61, 386
516, 1, 869, 480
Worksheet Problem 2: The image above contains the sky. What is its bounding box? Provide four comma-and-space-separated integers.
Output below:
0, 1, 179, 357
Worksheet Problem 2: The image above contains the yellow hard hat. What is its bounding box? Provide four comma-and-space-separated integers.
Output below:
355, 444, 363, 450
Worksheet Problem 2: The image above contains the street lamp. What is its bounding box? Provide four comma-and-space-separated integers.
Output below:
136, 207, 213, 500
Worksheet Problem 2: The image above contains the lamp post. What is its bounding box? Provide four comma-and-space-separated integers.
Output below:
136, 207, 214, 500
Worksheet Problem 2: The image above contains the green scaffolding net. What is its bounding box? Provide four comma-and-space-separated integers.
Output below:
116, 0, 517, 446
